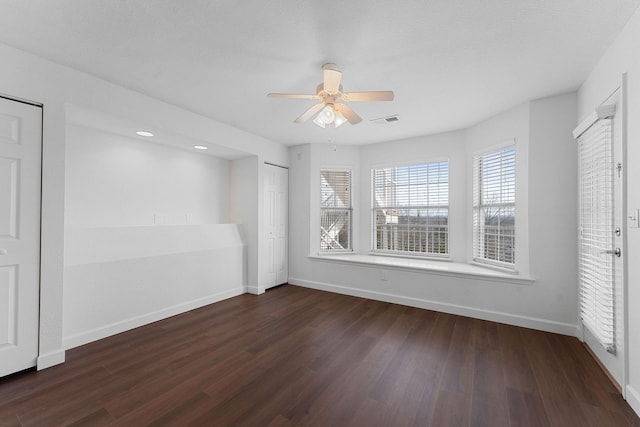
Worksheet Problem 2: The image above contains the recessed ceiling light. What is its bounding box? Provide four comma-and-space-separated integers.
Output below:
136, 130, 154, 137
193, 145, 208, 150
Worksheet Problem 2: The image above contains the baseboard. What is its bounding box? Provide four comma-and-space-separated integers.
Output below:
247, 285, 265, 295
63, 287, 245, 350
288, 277, 579, 337
627, 385, 640, 418
37, 349, 66, 370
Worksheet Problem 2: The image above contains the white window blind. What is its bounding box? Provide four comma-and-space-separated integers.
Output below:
473, 145, 516, 267
373, 161, 449, 256
577, 118, 615, 352
320, 170, 352, 251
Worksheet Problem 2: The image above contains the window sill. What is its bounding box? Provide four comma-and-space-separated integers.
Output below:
308, 253, 535, 285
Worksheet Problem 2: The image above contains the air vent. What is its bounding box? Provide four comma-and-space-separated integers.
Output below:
371, 115, 399, 125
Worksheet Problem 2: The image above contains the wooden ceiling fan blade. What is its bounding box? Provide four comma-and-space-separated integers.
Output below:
323, 63, 342, 94
335, 103, 362, 124
294, 102, 325, 123
268, 93, 319, 99
341, 91, 394, 102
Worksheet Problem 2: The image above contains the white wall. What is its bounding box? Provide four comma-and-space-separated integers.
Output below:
0, 42, 287, 368
289, 144, 312, 279
527, 93, 578, 324
311, 144, 361, 254
62, 125, 245, 348
66, 125, 230, 227
230, 156, 259, 292
289, 92, 579, 336
63, 224, 244, 348
288, 143, 361, 282
465, 102, 531, 276
360, 130, 467, 261
578, 6, 640, 415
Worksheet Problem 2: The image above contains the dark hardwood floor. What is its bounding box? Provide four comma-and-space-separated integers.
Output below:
1, 285, 638, 426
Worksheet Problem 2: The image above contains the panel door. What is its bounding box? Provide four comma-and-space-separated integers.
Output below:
263, 163, 288, 290
0, 97, 42, 377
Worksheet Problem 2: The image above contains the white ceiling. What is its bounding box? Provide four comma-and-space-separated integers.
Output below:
1, 0, 638, 146
65, 104, 250, 160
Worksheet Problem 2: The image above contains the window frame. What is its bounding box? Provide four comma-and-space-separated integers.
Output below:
472, 143, 516, 270
371, 159, 450, 259
320, 168, 353, 253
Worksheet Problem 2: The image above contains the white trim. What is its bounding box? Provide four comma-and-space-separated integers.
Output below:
289, 277, 576, 336
318, 249, 354, 255
471, 138, 517, 158
320, 168, 353, 252
309, 254, 534, 284
472, 143, 517, 268
626, 385, 640, 418
319, 165, 354, 173
369, 156, 451, 171
619, 74, 630, 402
572, 104, 616, 139
62, 287, 245, 350
369, 250, 452, 262
36, 349, 65, 370
470, 260, 519, 275
248, 285, 265, 295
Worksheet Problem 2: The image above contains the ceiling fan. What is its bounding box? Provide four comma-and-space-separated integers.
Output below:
267, 63, 394, 128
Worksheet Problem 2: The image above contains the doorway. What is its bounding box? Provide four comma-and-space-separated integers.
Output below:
575, 87, 626, 392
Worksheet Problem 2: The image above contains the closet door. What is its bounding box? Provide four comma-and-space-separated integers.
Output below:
264, 163, 288, 289
0, 96, 42, 377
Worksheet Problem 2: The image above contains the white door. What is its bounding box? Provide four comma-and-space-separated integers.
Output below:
264, 163, 288, 289
0, 96, 42, 376
577, 89, 625, 390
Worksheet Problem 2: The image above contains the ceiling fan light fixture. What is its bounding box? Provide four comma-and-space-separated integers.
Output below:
334, 111, 348, 128
318, 105, 335, 124
312, 115, 326, 128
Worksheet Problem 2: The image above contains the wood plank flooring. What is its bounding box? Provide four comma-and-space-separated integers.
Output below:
1, 284, 638, 426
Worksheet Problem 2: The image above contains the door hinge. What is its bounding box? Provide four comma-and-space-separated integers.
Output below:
616, 162, 622, 178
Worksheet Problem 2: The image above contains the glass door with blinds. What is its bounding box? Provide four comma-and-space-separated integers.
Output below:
575, 90, 625, 392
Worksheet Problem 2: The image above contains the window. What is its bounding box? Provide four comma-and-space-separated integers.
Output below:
373, 161, 449, 256
473, 145, 516, 267
320, 170, 352, 251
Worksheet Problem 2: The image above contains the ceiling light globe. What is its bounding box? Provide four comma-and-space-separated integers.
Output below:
319, 106, 335, 124
334, 111, 347, 128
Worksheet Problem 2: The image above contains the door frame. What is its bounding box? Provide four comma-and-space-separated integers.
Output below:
575, 75, 629, 398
